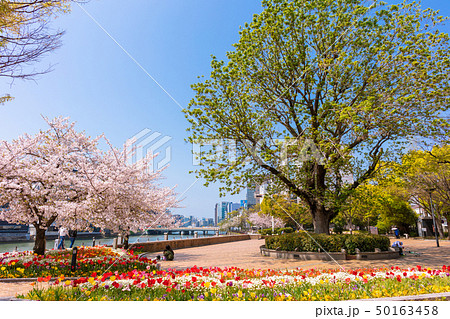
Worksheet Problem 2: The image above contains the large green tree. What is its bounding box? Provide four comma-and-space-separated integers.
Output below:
399, 145, 450, 238
185, 0, 450, 233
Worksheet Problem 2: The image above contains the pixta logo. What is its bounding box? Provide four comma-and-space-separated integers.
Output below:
124, 128, 172, 172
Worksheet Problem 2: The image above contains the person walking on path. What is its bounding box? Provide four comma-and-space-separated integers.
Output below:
393, 227, 400, 239
57, 226, 69, 249
68, 229, 77, 248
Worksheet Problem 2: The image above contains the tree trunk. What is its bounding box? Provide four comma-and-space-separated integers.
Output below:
302, 162, 335, 234
33, 227, 46, 255
312, 206, 331, 234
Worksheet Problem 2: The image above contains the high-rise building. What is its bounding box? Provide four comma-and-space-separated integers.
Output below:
231, 203, 240, 212
221, 202, 232, 221
214, 203, 219, 226
246, 187, 256, 208
254, 183, 268, 205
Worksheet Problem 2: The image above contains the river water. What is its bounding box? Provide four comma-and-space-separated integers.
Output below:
0, 233, 214, 254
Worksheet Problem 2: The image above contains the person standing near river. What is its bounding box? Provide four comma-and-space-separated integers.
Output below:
57, 227, 69, 249
68, 229, 77, 248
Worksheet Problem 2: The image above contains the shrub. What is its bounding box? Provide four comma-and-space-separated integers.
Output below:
259, 227, 294, 235
344, 235, 374, 254
264, 232, 390, 254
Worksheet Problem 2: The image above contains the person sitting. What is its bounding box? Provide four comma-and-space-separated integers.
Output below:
163, 245, 174, 261
392, 241, 404, 255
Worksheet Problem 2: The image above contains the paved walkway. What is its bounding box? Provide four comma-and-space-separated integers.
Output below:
154, 237, 450, 271
1, 237, 449, 297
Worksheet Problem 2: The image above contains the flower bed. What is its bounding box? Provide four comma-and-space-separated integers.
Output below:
0, 246, 157, 279
19, 265, 450, 301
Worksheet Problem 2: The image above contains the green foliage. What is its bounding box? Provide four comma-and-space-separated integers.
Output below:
331, 215, 346, 234
259, 227, 294, 235
376, 198, 418, 234
336, 181, 418, 235
395, 145, 450, 239
185, 0, 450, 234
265, 232, 390, 254
337, 184, 384, 230
260, 195, 312, 229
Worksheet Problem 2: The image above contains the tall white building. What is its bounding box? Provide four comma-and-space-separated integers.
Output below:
254, 183, 268, 205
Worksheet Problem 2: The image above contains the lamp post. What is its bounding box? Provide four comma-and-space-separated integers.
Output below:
271, 216, 274, 234
426, 188, 439, 247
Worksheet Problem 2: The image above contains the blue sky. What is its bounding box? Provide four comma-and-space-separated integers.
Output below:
1, 0, 449, 219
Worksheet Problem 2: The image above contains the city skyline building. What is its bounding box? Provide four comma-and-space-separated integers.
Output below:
231, 203, 241, 212
214, 203, 219, 226
254, 183, 268, 205
246, 187, 257, 207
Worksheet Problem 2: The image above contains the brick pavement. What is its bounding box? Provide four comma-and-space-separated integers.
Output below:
1, 237, 449, 298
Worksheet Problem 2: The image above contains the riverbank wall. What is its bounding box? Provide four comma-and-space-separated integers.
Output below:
0, 233, 30, 242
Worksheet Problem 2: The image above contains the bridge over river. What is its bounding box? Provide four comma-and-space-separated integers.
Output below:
146, 227, 219, 235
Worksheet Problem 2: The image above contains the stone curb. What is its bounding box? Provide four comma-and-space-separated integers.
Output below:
357, 292, 450, 301
2, 292, 449, 302
0, 297, 32, 301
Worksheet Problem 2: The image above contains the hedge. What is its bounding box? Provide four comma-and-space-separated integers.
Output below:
259, 227, 294, 235
265, 232, 390, 255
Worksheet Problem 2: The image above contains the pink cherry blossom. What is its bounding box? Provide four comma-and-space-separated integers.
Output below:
248, 212, 284, 229
0, 117, 178, 254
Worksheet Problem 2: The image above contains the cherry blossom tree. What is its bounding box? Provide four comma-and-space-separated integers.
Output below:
0, 117, 177, 255
248, 212, 284, 230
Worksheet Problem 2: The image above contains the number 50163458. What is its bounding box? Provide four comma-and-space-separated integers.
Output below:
376, 305, 438, 316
